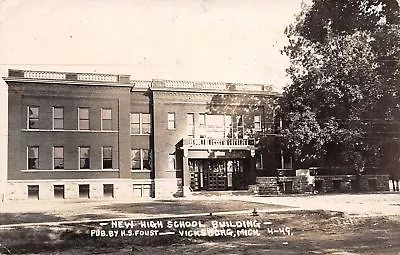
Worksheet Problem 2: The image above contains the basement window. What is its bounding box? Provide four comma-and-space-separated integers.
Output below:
79, 184, 90, 198
53, 185, 65, 199
27, 185, 39, 199
103, 184, 114, 198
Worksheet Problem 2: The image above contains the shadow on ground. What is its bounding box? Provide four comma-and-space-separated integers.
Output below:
0, 213, 63, 225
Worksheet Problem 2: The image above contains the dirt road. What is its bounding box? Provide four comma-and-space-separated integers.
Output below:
0, 193, 399, 254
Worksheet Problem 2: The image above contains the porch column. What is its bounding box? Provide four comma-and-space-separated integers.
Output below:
182, 150, 191, 196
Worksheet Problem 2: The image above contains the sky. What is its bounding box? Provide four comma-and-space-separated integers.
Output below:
0, 0, 311, 91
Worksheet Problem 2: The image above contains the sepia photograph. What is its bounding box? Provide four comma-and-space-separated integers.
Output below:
0, 0, 399, 254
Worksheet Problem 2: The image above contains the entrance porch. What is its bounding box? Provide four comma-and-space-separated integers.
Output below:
189, 159, 248, 191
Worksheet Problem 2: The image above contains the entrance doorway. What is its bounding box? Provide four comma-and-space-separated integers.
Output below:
189, 159, 246, 191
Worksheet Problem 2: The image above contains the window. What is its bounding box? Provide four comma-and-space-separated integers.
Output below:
205, 114, 227, 138
187, 113, 194, 137
103, 184, 114, 198
53, 185, 65, 199
254, 115, 261, 131
168, 154, 176, 171
102, 108, 112, 130
231, 115, 244, 138
28, 185, 39, 199
133, 184, 152, 198
199, 114, 206, 138
79, 147, 90, 169
130, 113, 151, 134
53, 147, 64, 169
28, 146, 39, 169
256, 153, 263, 170
131, 149, 151, 171
78, 107, 89, 130
102, 147, 113, 169
28, 106, 39, 129
53, 107, 64, 129
142, 113, 151, 134
79, 184, 90, 198
199, 114, 205, 126
167, 113, 175, 130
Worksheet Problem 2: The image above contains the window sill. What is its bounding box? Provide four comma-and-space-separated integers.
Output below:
130, 133, 151, 136
21, 169, 120, 172
131, 170, 152, 173
22, 129, 119, 133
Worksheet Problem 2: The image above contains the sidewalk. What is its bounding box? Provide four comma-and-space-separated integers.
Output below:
228, 193, 400, 217
0, 198, 291, 226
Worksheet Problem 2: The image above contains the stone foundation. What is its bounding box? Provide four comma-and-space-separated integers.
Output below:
254, 174, 390, 195
359, 175, 389, 192
5, 179, 153, 200
153, 178, 183, 198
254, 177, 278, 195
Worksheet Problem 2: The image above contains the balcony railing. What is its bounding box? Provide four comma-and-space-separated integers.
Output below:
183, 138, 255, 149
8, 69, 275, 93
23, 70, 66, 80
8, 69, 130, 84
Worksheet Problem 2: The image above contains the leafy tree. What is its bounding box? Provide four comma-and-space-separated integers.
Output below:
279, 0, 400, 187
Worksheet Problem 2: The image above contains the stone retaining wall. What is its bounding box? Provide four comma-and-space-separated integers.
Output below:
254, 174, 389, 195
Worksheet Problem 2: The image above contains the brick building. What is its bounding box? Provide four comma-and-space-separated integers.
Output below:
2, 69, 389, 200
2, 69, 282, 200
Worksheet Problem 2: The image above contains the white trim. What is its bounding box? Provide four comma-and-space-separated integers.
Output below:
52, 146, 54, 170
26, 146, 28, 170
52, 106, 55, 130
21, 169, 120, 172
130, 170, 151, 173
21, 129, 118, 133
130, 133, 150, 136
26, 106, 29, 130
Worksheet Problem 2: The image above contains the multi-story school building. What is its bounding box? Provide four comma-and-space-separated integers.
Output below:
1, 69, 389, 200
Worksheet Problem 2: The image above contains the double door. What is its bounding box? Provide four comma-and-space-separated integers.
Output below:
189, 159, 245, 191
